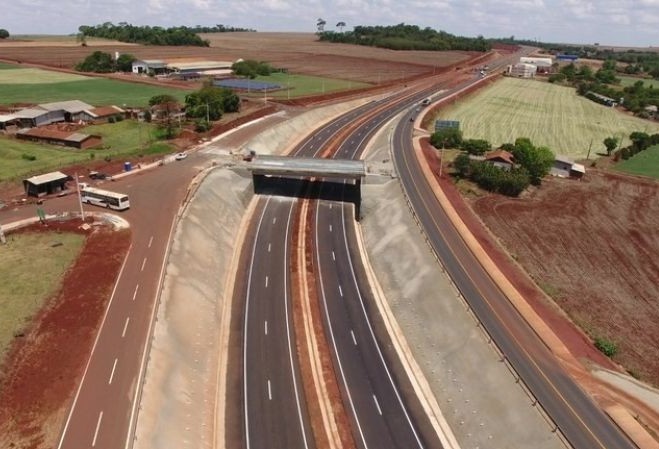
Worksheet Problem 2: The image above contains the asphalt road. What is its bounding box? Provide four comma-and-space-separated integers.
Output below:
391, 107, 637, 449
241, 196, 316, 449
0, 157, 203, 449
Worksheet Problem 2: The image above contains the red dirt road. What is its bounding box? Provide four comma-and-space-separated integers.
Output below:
0, 220, 131, 449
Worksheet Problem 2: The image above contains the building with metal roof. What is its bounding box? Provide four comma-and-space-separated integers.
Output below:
17, 128, 102, 149
23, 171, 70, 197
132, 59, 168, 75
39, 100, 94, 113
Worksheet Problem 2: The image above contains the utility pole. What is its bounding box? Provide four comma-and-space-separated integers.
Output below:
75, 172, 85, 221
586, 138, 593, 160
0, 223, 6, 245
438, 140, 445, 178
206, 102, 210, 124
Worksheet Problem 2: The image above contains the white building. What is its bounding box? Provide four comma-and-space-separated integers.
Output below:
519, 56, 553, 68
510, 63, 537, 78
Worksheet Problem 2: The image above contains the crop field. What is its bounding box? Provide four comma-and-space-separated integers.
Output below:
0, 231, 85, 364
0, 64, 187, 106
251, 72, 371, 98
618, 76, 659, 88
615, 145, 659, 179
0, 32, 470, 84
0, 121, 165, 182
434, 77, 659, 158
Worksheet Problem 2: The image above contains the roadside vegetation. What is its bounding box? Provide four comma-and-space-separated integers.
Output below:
0, 232, 85, 364
433, 77, 659, 158
318, 23, 490, 51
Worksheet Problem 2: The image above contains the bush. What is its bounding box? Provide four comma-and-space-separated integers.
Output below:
21, 153, 36, 161
89, 152, 95, 160
115, 114, 124, 122
594, 337, 618, 357
108, 116, 116, 123
195, 119, 211, 132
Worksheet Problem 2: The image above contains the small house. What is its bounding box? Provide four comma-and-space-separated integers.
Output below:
132, 59, 168, 75
484, 150, 515, 171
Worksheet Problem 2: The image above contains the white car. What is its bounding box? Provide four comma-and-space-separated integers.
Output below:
175, 152, 188, 161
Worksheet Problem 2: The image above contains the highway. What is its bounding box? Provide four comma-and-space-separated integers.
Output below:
238, 80, 453, 449
390, 105, 637, 448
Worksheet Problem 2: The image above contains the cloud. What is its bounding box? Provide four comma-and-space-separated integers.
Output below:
1, 0, 657, 46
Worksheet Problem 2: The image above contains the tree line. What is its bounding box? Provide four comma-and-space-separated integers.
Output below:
78, 23, 210, 46
548, 61, 659, 117
318, 23, 491, 52
186, 24, 255, 33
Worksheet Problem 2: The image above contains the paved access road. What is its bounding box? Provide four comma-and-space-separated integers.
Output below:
1, 158, 204, 449
391, 105, 636, 449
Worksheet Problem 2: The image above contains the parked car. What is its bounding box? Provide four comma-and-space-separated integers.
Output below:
175, 152, 188, 161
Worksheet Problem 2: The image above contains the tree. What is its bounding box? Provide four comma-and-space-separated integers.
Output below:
336, 21, 346, 32
115, 53, 136, 72
0, 29, 9, 39
461, 138, 491, 155
430, 127, 462, 149
511, 138, 554, 186
184, 86, 240, 121
316, 18, 327, 32
453, 153, 472, 178
75, 51, 114, 72
603, 137, 618, 156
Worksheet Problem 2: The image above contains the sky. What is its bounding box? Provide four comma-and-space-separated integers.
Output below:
3, 0, 659, 48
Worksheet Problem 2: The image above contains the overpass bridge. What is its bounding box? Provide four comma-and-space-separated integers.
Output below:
245, 155, 366, 219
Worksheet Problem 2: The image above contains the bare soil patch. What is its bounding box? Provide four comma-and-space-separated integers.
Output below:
467, 170, 659, 386
0, 219, 131, 449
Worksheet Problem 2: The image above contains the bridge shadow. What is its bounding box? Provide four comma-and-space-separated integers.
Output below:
253, 175, 361, 220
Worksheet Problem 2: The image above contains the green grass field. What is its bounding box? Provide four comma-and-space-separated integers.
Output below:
615, 145, 659, 179
0, 64, 187, 106
0, 121, 170, 182
434, 77, 659, 158
618, 76, 659, 89
251, 72, 371, 98
0, 232, 85, 363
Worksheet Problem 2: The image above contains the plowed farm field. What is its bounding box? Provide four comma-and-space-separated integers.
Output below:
471, 170, 659, 386
0, 32, 471, 84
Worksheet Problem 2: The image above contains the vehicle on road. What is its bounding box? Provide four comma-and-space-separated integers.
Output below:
81, 186, 130, 211
89, 171, 108, 180
175, 152, 188, 161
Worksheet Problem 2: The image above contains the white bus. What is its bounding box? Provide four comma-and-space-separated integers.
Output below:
81, 186, 130, 211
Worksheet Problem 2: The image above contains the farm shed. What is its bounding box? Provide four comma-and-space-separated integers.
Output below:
519, 57, 553, 67
167, 60, 233, 75
0, 108, 64, 128
484, 150, 515, 170
23, 171, 70, 197
551, 155, 585, 179
86, 105, 126, 122
17, 128, 103, 149
132, 60, 167, 75
510, 63, 537, 78
39, 100, 95, 122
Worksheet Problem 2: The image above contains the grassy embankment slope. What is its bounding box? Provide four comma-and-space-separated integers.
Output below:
434, 77, 659, 159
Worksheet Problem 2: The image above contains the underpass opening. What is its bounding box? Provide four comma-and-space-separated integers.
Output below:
248, 156, 365, 220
